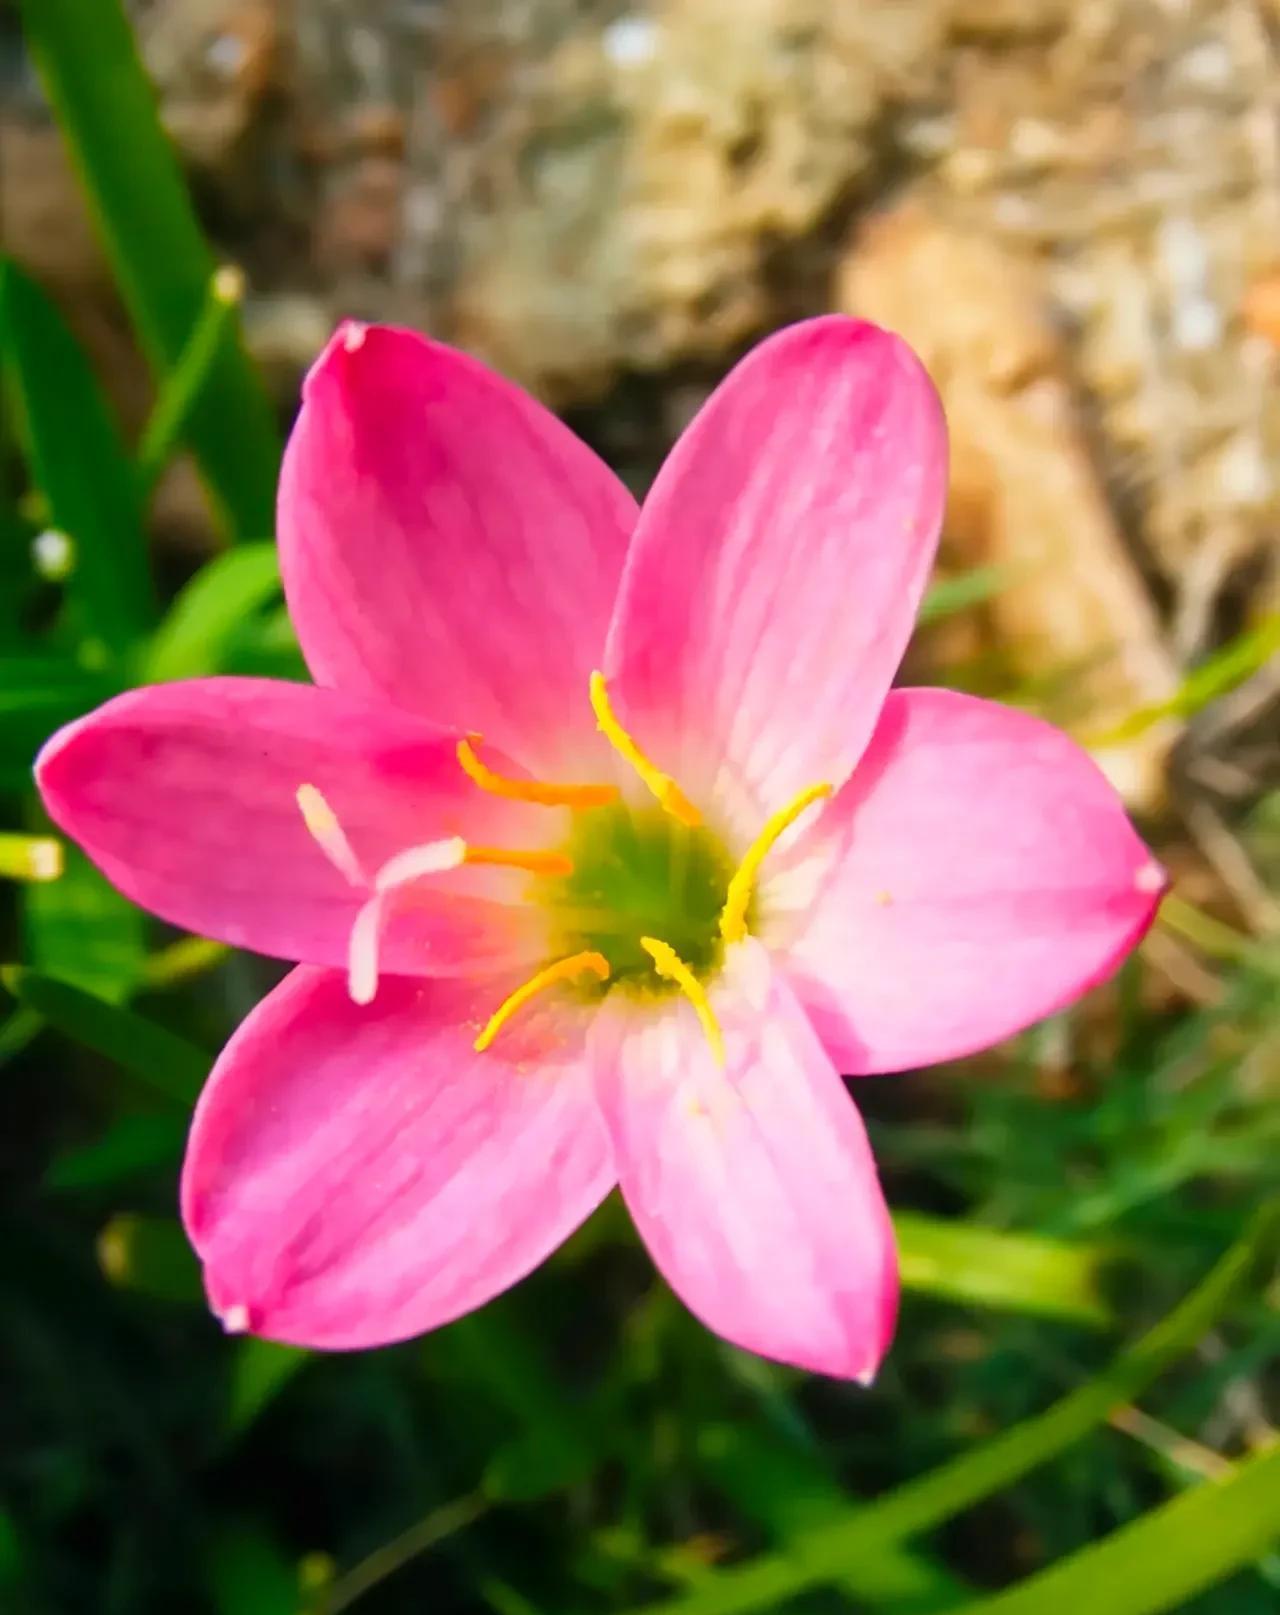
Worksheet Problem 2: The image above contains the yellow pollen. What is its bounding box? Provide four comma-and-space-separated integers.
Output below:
457, 737, 618, 810
296, 782, 363, 885
719, 781, 833, 943
464, 844, 574, 877
588, 671, 701, 828
474, 951, 610, 1052
640, 936, 724, 1067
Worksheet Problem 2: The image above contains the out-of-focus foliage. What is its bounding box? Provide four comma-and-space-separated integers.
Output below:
2, 3, 1278, 1614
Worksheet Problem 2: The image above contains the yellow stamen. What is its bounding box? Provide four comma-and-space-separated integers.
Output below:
457, 737, 618, 810
719, 782, 833, 943
588, 671, 701, 828
474, 951, 611, 1052
640, 936, 724, 1067
464, 845, 574, 877
296, 782, 363, 885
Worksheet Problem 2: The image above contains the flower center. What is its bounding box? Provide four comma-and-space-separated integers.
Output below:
295, 672, 832, 1065
536, 800, 739, 994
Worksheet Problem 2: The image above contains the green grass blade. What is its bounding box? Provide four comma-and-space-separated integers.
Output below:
956, 1441, 1280, 1615
143, 543, 282, 683
226, 1340, 312, 1438
3, 966, 209, 1106
697, 1423, 967, 1611
136, 267, 248, 496
621, 1200, 1280, 1615
17, 0, 281, 539
895, 1213, 1115, 1328
22, 845, 146, 1002
918, 566, 1008, 625
1091, 612, 1280, 745
0, 258, 154, 654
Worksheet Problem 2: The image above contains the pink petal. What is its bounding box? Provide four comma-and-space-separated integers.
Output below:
603, 318, 947, 824
183, 967, 614, 1347
767, 688, 1167, 1075
590, 939, 898, 1380
279, 324, 638, 773
36, 678, 547, 975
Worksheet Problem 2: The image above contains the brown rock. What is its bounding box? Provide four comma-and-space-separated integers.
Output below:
838, 202, 1181, 813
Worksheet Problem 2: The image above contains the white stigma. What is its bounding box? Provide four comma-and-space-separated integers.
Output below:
348, 896, 384, 1006
296, 783, 364, 885
348, 838, 468, 1006
342, 321, 368, 353
374, 837, 467, 892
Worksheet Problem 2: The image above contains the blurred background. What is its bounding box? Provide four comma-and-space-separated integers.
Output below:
1, 2, 1279, 1612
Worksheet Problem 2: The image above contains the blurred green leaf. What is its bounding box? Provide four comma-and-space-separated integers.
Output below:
3, 966, 208, 1105
623, 1200, 1280, 1615
437, 1309, 597, 1502
97, 1212, 202, 1303
226, 1339, 312, 1438
220, 599, 309, 681
207, 1523, 299, 1615
895, 1213, 1114, 1328
0, 258, 154, 655
18, 0, 281, 540
0, 658, 118, 783
143, 543, 282, 683
44, 1112, 187, 1192
0, 1507, 23, 1589
22, 846, 146, 1002
918, 566, 1008, 625
958, 1441, 1280, 1615
697, 1423, 967, 1611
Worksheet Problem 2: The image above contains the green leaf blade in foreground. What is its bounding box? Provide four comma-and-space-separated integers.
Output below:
143, 544, 282, 683
894, 1212, 1114, 1328
622, 1200, 1280, 1615
0, 259, 154, 654
18, 0, 280, 539
22, 847, 146, 1003
4, 966, 209, 1106
957, 1440, 1280, 1615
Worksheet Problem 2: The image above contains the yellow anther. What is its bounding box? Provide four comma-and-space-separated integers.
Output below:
457, 737, 618, 810
464, 845, 574, 878
640, 936, 724, 1067
719, 782, 833, 944
474, 951, 611, 1052
588, 671, 701, 828
296, 782, 363, 885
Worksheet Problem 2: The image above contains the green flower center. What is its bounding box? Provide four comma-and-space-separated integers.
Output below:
536, 801, 742, 994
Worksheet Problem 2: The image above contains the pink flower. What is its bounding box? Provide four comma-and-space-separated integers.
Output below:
37, 318, 1165, 1379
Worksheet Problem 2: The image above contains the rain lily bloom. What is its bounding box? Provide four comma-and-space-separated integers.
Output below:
37, 317, 1165, 1379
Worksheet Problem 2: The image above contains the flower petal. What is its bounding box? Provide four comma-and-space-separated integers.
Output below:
279, 324, 638, 772
604, 318, 947, 823
182, 967, 615, 1348
36, 678, 547, 975
590, 939, 898, 1380
767, 688, 1167, 1075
